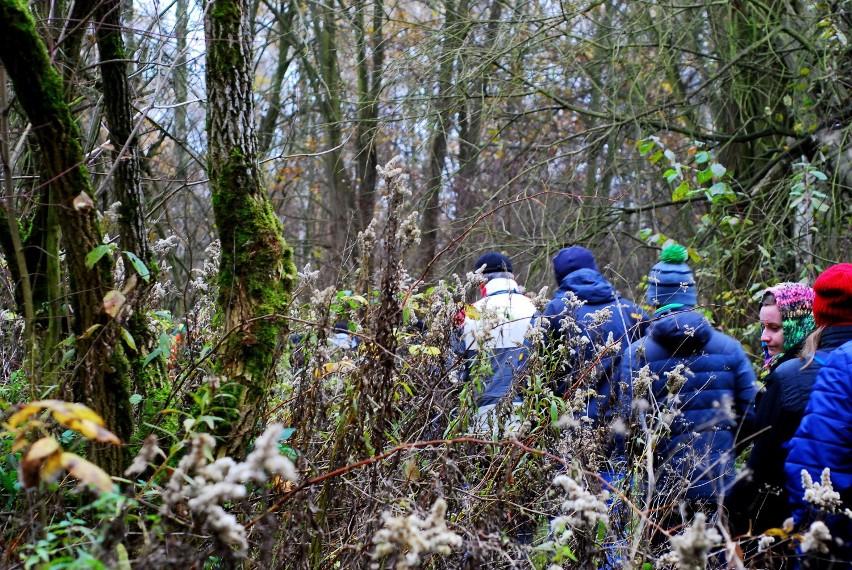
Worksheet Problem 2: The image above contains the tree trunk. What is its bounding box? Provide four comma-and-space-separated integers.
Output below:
419, 0, 471, 277
0, 0, 130, 474
94, 0, 163, 395
205, 0, 296, 456
354, 0, 384, 235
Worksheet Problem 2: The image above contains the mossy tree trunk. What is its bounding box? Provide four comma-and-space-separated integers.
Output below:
205, 0, 296, 456
0, 0, 130, 474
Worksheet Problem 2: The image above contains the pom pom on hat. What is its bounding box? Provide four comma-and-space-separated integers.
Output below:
552, 246, 598, 282
813, 263, 852, 327
473, 252, 513, 275
660, 244, 688, 264
646, 244, 697, 308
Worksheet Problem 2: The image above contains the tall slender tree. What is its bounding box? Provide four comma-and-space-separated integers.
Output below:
205, 0, 297, 455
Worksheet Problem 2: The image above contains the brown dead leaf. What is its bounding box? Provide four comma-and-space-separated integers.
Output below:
103, 290, 126, 318
72, 192, 94, 211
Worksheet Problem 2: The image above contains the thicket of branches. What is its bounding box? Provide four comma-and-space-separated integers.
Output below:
0, 0, 850, 567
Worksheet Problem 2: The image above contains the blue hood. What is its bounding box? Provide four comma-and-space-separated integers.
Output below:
558, 268, 615, 304
649, 310, 713, 354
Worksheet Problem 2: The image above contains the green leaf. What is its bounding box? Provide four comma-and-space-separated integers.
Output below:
124, 251, 150, 282
86, 245, 113, 269
663, 168, 679, 183
637, 139, 655, 155
672, 180, 691, 201
550, 401, 558, 424
79, 324, 103, 340
60, 349, 76, 367
142, 348, 162, 367
129, 394, 143, 405
648, 149, 664, 165
56, 335, 77, 348
158, 332, 171, 358
120, 327, 137, 352
694, 150, 710, 164
708, 181, 731, 197
697, 168, 713, 184
811, 170, 828, 181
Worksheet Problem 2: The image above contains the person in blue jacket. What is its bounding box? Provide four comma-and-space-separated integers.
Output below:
784, 263, 852, 569
543, 245, 648, 421
620, 245, 757, 522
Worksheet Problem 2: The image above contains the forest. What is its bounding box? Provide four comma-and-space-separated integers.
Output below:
0, 0, 851, 567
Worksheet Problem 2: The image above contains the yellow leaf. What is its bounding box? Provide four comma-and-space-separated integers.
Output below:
25, 436, 60, 463
78, 324, 103, 340
11, 435, 29, 452
6, 401, 51, 428
464, 304, 480, 320
40, 452, 65, 483
60, 452, 114, 493
49, 402, 120, 444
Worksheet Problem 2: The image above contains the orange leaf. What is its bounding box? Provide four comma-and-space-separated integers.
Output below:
60, 452, 114, 493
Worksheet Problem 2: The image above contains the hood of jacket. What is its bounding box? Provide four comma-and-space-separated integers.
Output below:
649, 310, 713, 355
558, 268, 615, 305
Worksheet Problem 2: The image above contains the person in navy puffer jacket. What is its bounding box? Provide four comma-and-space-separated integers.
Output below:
784, 263, 852, 569
620, 245, 757, 517
543, 246, 648, 421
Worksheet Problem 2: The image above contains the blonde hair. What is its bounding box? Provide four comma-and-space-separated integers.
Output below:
799, 327, 825, 369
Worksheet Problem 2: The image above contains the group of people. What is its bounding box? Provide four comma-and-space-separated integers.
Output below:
457, 245, 852, 567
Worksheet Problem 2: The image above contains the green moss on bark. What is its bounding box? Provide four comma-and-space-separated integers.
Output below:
206, 0, 296, 454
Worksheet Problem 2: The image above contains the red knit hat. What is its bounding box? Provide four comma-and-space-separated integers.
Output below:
813, 263, 852, 327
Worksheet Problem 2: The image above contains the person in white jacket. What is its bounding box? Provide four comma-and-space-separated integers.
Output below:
459, 252, 538, 432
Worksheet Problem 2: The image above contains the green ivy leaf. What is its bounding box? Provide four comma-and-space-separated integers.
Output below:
694, 150, 710, 164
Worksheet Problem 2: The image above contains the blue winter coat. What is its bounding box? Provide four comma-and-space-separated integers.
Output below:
620, 310, 757, 501
543, 268, 648, 420
784, 335, 852, 568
